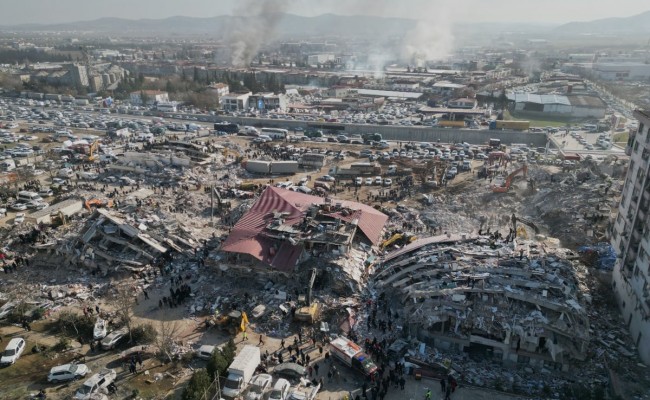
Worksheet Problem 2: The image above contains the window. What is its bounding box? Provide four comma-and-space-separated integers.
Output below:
517, 355, 530, 364
634, 141, 640, 153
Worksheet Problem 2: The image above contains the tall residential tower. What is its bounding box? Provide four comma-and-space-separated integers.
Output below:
611, 109, 650, 364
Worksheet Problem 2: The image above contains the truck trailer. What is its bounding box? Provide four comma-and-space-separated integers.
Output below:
329, 336, 377, 377
222, 345, 261, 400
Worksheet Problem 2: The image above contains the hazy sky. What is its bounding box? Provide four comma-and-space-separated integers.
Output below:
0, 0, 647, 25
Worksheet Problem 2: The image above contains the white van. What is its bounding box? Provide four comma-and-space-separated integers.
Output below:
0, 337, 26, 366
244, 126, 259, 136
17, 190, 43, 203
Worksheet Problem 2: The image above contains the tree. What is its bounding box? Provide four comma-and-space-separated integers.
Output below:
156, 320, 181, 363
206, 348, 229, 380
182, 369, 211, 400
166, 80, 174, 94
111, 287, 136, 343
222, 339, 236, 364
497, 89, 508, 111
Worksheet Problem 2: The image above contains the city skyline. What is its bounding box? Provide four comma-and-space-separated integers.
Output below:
0, 0, 647, 26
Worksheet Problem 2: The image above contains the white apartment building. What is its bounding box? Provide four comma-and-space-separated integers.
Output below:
221, 92, 251, 112
610, 109, 650, 364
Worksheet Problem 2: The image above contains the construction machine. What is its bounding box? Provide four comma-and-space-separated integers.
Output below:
51, 211, 68, 227
381, 232, 417, 249
295, 268, 320, 323
88, 140, 100, 162
211, 310, 248, 335
84, 198, 114, 211
491, 164, 528, 193
511, 214, 539, 239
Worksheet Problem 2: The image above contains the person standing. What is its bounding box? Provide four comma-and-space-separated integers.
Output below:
242, 330, 248, 341
259, 334, 265, 346
425, 388, 432, 400
440, 379, 446, 394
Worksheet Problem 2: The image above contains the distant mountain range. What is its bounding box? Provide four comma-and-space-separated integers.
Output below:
0, 11, 648, 37
556, 10, 650, 34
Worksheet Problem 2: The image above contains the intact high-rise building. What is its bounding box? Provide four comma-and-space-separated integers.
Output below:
610, 109, 650, 364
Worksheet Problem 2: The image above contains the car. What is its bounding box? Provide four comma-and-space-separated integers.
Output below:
355, 177, 362, 185
0, 337, 26, 366
269, 378, 291, 400
383, 178, 392, 186
100, 327, 128, 350
52, 177, 66, 185
585, 144, 594, 150
103, 176, 117, 183
364, 177, 373, 185
287, 384, 321, 400
38, 189, 54, 197
245, 373, 274, 400
317, 175, 336, 182
374, 176, 382, 185
26, 201, 48, 210
197, 344, 218, 360
74, 368, 117, 400
10, 202, 27, 211
48, 363, 90, 383
273, 362, 306, 381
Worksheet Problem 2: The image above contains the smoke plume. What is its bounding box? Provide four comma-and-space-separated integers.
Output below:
400, 5, 455, 65
229, 0, 289, 67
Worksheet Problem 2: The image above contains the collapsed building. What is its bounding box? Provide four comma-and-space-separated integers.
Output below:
372, 235, 591, 372
220, 186, 388, 291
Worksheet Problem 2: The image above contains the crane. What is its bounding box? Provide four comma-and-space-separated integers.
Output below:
491, 164, 528, 193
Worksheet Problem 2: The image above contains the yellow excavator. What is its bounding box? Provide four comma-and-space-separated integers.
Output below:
511, 214, 539, 239
87, 140, 100, 162
381, 232, 417, 249
295, 268, 320, 324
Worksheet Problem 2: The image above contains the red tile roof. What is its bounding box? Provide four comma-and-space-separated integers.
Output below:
221, 186, 387, 271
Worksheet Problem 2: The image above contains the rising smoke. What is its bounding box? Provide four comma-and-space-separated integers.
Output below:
228, 0, 290, 67
399, 6, 455, 66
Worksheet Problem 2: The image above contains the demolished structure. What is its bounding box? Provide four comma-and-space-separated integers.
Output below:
372, 235, 591, 372
221, 186, 388, 276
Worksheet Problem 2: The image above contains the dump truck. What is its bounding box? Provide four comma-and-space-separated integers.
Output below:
329, 163, 381, 176
492, 120, 531, 131
329, 336, 377, 377
222, 346, 261, 400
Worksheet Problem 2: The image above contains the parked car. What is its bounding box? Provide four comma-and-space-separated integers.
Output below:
0, 337, 26, 366
364, 177, 373, 185
354, 177, 362, 185
269, 378, 291, 400
197, 344, 217, 360
273, 363, 306, 381
245, 373, 274, 400
14, 212, 25, 225
100, 327, 128, 350
74, 368, 117, 399
10, 202, 27, 211
48, 363, 90, 383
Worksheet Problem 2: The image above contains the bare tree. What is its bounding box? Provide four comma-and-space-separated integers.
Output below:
155, 320, 182, 363
110, 287, 136, 343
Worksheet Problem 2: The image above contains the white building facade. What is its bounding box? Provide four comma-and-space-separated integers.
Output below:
610, 109, 650, 364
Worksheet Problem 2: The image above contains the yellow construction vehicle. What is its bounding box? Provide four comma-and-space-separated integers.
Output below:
511, 214, 539, 238
211, 310, 248, 335
295, 268, 320, 324
381, 232, 417, 249
88, 140, 100, 162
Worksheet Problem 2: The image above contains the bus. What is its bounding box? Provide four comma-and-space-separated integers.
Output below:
214, 122, 240, 134
156, 102, 178, 112
260, 128, 288, 140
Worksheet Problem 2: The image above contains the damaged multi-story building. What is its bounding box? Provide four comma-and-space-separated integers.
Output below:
372, 236, 591, 372
220, 186, 388, 291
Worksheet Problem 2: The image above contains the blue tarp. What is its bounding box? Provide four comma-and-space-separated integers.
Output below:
578, 242, 616, 270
